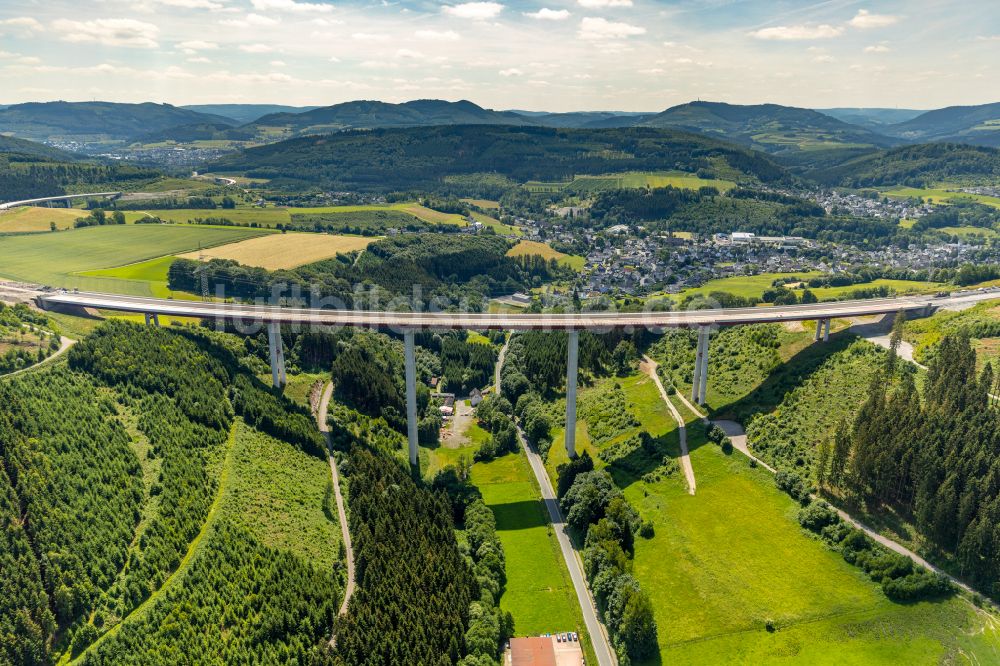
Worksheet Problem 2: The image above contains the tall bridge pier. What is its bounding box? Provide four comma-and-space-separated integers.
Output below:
44, 289, 969, 466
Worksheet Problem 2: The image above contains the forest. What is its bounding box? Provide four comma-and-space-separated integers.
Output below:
204, 125, 788, 191
0, 321, 345, 663
169, 233, 568, 309
0, 302, 61, 375
818, 332, 1000, 596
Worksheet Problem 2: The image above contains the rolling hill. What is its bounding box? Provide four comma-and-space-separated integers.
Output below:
0, 101, 237, 143
246, 99, 532, 136
802, 142, 1000, 187
636, 101, 898, 153
180, 104, 321, 124
204, 124, 788, 191
817, 108, 925, 131
883, 102, 1000, 147
0, 134, 81, 161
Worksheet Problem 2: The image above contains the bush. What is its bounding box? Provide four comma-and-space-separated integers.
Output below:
775, 470, 810, 504
882, 572, 953, 601
798, 501, 840, 533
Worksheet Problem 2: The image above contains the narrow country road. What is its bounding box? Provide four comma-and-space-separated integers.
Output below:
517, 427, 616, 666
641, 356, 695, 495
712, 419, 984, 599
494, 334, 615, 666
1, 336, 75, 380
316, 382, 356, 626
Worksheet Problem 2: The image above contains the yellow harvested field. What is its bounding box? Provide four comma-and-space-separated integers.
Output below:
506, 240, 585, 270
0, 206, 82, 232
178, 233, 377, 270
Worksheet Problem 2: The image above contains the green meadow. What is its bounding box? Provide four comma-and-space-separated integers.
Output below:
885, 186, 1000, 210
549, 362, 1000, 665
524, 170, 736, 194
0, 224, 268, 294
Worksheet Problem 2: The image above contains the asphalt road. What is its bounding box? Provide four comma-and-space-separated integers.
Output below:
517, 426, 616, 666
39, 290, 1000, 331
641, 355, 696, 495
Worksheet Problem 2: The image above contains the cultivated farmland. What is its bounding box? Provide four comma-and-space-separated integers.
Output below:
506, 240, 585, 270
177, 233, 377, 270
524, 171, 736, 194
0, 224, 269, 294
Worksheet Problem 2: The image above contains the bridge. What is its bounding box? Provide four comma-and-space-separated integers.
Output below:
38, 288, 1000, 465
0, 191, 122, 210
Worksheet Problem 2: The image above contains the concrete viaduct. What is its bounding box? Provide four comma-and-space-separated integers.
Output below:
38, 289, 997, 466
0, 191, 122, 210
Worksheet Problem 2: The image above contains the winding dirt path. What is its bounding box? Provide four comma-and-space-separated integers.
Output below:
316, 382, 355, 625
641, 355, 695, 495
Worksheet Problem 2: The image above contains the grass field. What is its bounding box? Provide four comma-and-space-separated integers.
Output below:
549, 365, 1000, 664
885, 186, 1000, 210
462, 198, 501, 209
228, 421, 340, 571
177, 232, 377, 270
671, 272, 825, 302
809, 278, 945, 299
0, 225, 269, 294
293, 203, 467, 226
0, 207, 84, 232
472, 453, 591, 640
506, 240, 585, 271
470, 211, 522, 236
524, 171, 736, 194
632, 423, 1000, 665
140, 208, 292, 226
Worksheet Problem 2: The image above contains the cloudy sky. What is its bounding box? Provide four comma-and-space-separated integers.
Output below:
0, 0, 997, 112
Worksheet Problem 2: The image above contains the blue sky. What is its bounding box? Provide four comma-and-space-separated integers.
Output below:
0, 0, 997, 111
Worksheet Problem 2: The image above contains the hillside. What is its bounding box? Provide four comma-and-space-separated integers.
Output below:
638, 101, 898, 153
135, 122, 255, 144
0, 134, 80, 162
204, 124, 788, 191
817, 108, 924, 130
804, 142, 1000, 187
180, 103, 321, 124
246, 98, 532, 136
520, 111, 653, 128
884, 102, 1000, 147
0, 101, 236, 143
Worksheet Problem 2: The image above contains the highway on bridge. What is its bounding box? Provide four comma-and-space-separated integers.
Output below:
36, 289, 999, 330
37, 287, 1000, 466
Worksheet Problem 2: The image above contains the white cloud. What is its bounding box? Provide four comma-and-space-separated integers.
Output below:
0, 17, 42, 32
239, 43, 275, 52
813, 54, 836, 62
578, 0, 632, 7
153, 0, 225, 9
187, 56, 212, 63
579, 17, 645, 40
849, 10, 899, 29
311, 17, 344, 26
638, 67, 663, 74
396, 48, 425, 59
270, 59, 287, 66
416, 29, 461, 40
53, 18, 160, 48
524, 8, 570, 20
251, 0, 333, 13
442, 2, 504, 20
352, 32, 390, 41
976, 35, 1000, 41
178, 40, 219, 50
748, 24, 843, 40
499, 67, 523, 76
865, 44, 890, 53
223, 13, 279, 26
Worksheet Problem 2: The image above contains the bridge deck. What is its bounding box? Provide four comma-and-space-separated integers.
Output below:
38, 289, 998, 330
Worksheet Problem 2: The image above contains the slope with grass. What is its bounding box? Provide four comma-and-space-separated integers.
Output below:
630, 421, 999, 665
0, 224, 269, 293
904, 299, 1000, 367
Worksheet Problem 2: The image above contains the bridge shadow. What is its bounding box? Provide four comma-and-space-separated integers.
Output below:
602, 430, 683, 490
489, 499, 556, 530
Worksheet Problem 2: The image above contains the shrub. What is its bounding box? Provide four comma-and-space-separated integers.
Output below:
798, 501, 840, 533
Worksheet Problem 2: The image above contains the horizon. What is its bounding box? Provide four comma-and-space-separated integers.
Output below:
1, 0, 998, 111
3, 96, 984, 114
